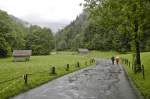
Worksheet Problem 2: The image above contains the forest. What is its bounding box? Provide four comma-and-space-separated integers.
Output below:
56, 0, 150, 53
1, 0, 150, 56
0, 10, 54, 57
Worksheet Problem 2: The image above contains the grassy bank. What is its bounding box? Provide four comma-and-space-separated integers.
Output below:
0, 52, 92, 99
121, 52, 150, 99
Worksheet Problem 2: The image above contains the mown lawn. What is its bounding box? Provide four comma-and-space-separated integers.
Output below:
0, 52, 92, 99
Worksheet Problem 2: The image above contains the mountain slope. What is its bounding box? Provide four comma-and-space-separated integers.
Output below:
56, 12, 89, 50
9, 15, 30, 27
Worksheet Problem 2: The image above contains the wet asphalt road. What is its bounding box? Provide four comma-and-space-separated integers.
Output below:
11, 59, 138, 99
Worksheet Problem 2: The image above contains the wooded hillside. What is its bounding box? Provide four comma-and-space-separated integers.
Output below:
56, 0, 150, 52
0, 10, 54, 57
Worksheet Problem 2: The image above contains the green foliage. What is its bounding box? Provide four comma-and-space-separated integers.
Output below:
0, 10, 13, 57
56, 0, 150, 52
57, 40, 68, 51
56, 12, 89, 51
25, 25, 54, 55
10, 21, 29, 50
0, 10, 54, 57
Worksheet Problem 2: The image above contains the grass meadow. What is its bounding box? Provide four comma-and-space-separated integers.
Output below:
88, 51, 119, 58
0, 52, 92, 99
0, 51, 150, 99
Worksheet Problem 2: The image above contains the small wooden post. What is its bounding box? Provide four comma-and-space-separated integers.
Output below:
51, 66, 56, 74
66, 64, 69, 71
129, 61, 130, 68
92, 58, 94, 63
142, 65, 145, 79
24, 74, 28, 85
77, 62, 80, 67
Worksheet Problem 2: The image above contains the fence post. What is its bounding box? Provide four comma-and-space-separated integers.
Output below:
24, 74, 28, 85
66, 64, 69, 71
77, 62, 80, 67
51, 66, 56, 74
92, 58, 95, 63
142, 65, 145, 79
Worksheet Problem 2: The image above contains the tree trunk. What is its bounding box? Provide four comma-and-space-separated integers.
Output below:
135, 39, 141, 71
134, 14, 142, 72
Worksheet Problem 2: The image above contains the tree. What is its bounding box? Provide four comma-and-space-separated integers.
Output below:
25, 25, 54, 55
0, 10, 13, 57
83, 0, 145, 68
56, 0, 150, 57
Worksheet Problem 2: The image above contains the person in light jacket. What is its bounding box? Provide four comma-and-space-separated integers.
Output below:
115, 56, 120, 65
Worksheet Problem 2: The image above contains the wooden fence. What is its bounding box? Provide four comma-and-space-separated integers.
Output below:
0, 58, 95, 90
121, 58, 145, 79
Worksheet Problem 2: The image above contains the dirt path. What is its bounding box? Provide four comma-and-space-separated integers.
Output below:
11, 59, 139, 99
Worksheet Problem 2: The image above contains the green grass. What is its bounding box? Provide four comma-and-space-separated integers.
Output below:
121, 52, 150, 99
88, 51, 119, 58
1, 51, 149, 99
0, 52, 92, 99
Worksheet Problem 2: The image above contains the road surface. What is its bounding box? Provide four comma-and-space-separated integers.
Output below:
11, 59, 139, 99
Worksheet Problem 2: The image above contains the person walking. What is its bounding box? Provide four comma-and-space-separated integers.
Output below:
116, 56, 120, 65
111, 56, 115, 65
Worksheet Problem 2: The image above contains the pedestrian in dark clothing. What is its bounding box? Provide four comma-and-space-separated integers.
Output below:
111, 56, 115, 65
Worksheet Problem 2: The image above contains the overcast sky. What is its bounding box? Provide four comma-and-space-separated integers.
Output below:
0, 0, 84, 28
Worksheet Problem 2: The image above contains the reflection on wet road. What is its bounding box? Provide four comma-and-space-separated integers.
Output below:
11, 59, 138, 99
